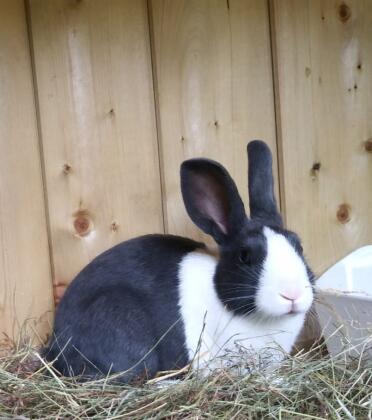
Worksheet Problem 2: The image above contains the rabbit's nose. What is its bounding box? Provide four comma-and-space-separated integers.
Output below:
280, 289, 302, 301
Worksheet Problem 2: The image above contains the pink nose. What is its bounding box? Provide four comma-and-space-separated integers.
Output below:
280, 289, 302, 301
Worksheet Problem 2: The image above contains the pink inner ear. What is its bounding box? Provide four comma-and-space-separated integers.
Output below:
202, 196, 228, 234
192, 172, 229, 235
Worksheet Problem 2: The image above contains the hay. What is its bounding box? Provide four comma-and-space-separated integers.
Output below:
0, 338, 371, 419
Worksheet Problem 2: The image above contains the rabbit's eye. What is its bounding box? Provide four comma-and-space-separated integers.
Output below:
239, 249, 250, 264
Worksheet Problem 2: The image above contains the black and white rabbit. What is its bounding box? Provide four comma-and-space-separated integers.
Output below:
43, 140, 314, 381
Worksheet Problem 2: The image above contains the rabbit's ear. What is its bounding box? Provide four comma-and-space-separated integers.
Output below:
247, 140, 282, 227
181, 159, 247, 244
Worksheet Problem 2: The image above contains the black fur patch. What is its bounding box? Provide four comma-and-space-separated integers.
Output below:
43, 235, 204, 382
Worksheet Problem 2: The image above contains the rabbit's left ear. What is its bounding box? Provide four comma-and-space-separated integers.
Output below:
247, 140, 282, 227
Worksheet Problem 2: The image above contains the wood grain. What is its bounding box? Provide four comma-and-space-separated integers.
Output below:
150, 0, 278, 244
271, 0, 372, 274
29, 0, 164, 284
0, 0, 53, 341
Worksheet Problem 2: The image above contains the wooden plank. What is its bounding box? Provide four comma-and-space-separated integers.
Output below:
150, 0, 278, 243
29, 0, 163, 285
271, 0, 372, 274
0, 0, 53, 341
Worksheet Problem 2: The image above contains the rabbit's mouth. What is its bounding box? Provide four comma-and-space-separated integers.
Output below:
254, 291, 314, 319
286, 308, 302, 316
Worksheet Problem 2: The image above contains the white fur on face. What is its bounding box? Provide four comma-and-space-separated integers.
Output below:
178, 251, 308, 370
255, 227, 314, 317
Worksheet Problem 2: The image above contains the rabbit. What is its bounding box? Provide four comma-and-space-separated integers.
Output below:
43, 140, 314, 382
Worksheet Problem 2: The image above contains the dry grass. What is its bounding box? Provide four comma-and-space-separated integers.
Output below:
0, 336, 371, 419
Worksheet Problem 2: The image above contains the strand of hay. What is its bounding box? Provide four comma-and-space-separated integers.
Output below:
0, 337, 371, 419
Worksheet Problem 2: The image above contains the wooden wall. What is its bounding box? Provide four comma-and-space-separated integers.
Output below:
0, 0, 371, 342
271, 0, 372, 274
0, 0, 53, 341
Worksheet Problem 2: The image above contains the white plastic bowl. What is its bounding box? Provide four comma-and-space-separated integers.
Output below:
315, 246, 372, 360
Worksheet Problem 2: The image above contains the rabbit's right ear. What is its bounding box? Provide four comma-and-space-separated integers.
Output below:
181, 159, 247, 244
247, 140, 282, 227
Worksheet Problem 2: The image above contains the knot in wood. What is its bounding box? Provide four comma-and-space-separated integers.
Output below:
310, 162, 321, 179
338, 2, 351, 22
337, 203, 351, 224
364, 138, 372, 153
73, 210, 93, 236
63, 163, 72, 174
312, 162, 321, 171
111, 221, 119, 232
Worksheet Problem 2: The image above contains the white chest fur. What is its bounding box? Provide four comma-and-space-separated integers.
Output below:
178, 252, 305, 369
